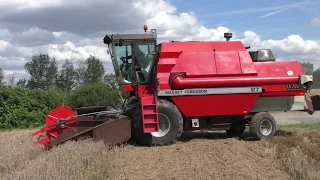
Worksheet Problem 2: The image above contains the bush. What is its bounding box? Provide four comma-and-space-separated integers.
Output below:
0, 85, 68, 129
67, 82, 122, 108
0, 83, 122, 129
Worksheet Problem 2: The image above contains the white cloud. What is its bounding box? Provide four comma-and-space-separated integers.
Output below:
311, 17, 320, 26
241, 31, 320, 54
10, 27, 59, 46
0, 0, 320, 84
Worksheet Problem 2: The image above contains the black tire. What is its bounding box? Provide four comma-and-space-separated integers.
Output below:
226, 120, 246, 137
122, 98, 139, 119
249, 112, 276, 140
131, 99, 183, 146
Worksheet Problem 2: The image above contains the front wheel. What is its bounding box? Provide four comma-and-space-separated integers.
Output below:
132, 99, 183, 146
249, 112, 276, 140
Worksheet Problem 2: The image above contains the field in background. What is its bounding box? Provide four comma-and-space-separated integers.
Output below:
311, 89, 320, 94
1, 124, 320, 180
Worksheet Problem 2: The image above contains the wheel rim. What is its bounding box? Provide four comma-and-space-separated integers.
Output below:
150, 113, 171, 138
260, 119, 272, 136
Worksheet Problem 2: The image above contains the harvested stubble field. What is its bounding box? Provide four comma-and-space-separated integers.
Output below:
1, 125, 320, 180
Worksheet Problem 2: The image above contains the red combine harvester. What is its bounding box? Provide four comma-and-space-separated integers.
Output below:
32, 25, 318, 147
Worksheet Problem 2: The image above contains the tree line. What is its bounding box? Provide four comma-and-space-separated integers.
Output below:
0, 54, 118, 91
0, 54, 122, 129
0, 56, 319, 90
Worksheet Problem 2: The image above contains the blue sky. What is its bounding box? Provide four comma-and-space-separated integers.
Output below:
170, 0, 320, 40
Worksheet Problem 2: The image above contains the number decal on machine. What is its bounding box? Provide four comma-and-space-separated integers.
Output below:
286, 84, 300, 89
250, 87, 260, 92
158, 87, 262, 96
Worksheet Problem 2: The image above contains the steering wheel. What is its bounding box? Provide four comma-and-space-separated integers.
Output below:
120, 55, 132, 62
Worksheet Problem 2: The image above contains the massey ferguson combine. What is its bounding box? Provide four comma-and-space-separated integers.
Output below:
32, 25, 318, 148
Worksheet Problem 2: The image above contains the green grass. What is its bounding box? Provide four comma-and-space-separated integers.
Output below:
279, 122, 320, 130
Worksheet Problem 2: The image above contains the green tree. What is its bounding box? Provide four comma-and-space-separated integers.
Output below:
104, 73, 119, 89
56, 60, 76, 91
7, 74, 15, 86
16, 78, 27, 88
84, 55, 105, 83
74, 60, 86, 86
301, 62, 314, 75
67, 82, 121, 108
75, 55, 105, 85
24, 54, 58, 89
0, 67, 5, 85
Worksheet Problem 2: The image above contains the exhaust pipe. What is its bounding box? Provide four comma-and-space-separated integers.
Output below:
224, 32, 232, 41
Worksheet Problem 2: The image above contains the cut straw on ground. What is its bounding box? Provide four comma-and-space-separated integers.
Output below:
1, 125, 320, 180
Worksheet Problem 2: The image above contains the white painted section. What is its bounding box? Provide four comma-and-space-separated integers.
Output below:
251, 95, 306, 112
157, 86, 262, 96
292, 95, 307, 111
192, 119, 199, 127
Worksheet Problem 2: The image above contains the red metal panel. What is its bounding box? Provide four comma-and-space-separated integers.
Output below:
161, 42, 213, 52
238, 51, 257, 75
121, 84, 134, 92
171, 94, 260, 117
159, 52, 182, 59
260, 84, 305, 97
32, 104, 77, 145
158, 73, 171, 89
211, 41, 247, 51
214, 51, 242, 75
253, 61, 304, 77
261, 91, 305, 97
170, 75, 299, 89
157, 58, 176, 73
171, 52, 217, 77
262, 84, 304, 92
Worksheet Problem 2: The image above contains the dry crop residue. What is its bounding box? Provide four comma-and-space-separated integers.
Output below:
106, 137, 289, 180
0, 129, 292, 180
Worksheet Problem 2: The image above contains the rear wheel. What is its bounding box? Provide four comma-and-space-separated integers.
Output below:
132, 99, 183, 146
249, 112, 276, 140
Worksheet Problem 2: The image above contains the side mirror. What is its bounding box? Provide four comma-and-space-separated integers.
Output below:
103, 35, 112, 45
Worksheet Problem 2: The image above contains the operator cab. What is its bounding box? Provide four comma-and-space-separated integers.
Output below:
103, 25, 157, 85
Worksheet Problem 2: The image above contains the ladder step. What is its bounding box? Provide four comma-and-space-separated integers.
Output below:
143, 122, 158, 125
143, 104, 156, 106
143, 112, 157, 116
141, 95, 159, 133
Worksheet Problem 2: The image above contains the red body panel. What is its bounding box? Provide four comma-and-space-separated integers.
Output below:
170, 75, 299, 89
157, 41, 306, 117
171, 94, 260, 117
32, 105, 77, 145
